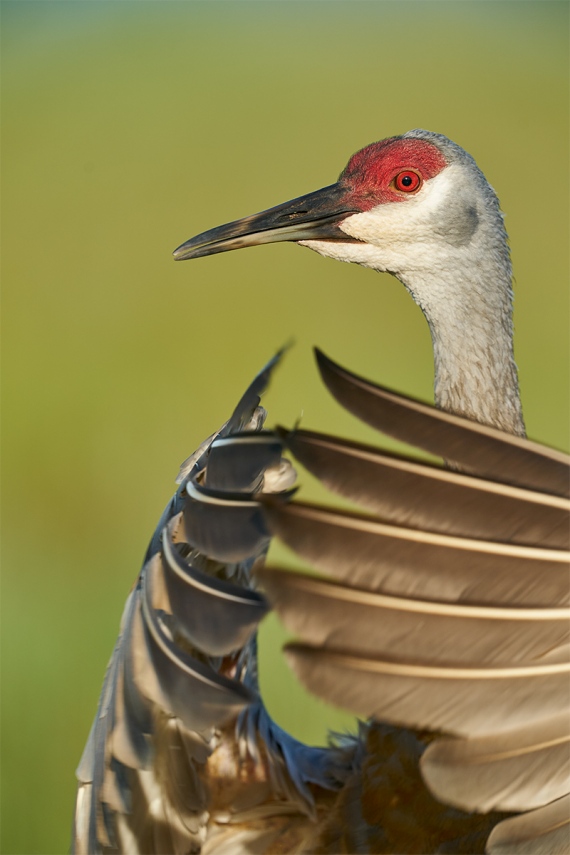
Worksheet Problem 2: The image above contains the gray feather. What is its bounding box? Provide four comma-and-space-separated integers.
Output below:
140, 554, 255, 731
182, 482, 271, 563
160, 520, 268, 656
205, 432, 284, 492
225, 345, 288, 435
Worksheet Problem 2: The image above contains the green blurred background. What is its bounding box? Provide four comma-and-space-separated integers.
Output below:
2, 2, 568, 852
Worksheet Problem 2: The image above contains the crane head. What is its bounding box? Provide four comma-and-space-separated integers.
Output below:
172, 130, 494, 277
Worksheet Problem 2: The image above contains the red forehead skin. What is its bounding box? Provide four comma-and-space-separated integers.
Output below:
339, 137, 448, 210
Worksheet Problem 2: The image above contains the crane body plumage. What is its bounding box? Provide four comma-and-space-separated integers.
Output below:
73, 131, 570, 854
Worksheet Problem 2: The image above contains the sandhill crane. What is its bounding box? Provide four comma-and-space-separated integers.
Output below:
73, 130, 570, 854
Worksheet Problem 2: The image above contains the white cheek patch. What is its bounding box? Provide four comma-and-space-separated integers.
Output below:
298, 239, 392, 270
298, 165, 475, 275
339, 167, 457, 248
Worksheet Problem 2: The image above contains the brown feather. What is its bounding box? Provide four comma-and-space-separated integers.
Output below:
263, 499, 569, 607
486, 794, 570, 854
315, 348, 570, 497
284, 643, 570, 738
279, 427, 569, 548
421, 714, 570, 812
258, 566, 570, 666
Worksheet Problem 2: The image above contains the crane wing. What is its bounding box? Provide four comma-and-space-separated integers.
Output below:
259, 350, 570, 853
75, 348, 570, 854
73, 351, 351, 855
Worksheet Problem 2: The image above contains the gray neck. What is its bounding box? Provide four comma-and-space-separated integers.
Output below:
401, 130, 526, 437
400, 260, 526, 438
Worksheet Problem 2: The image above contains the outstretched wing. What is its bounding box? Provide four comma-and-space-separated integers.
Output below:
260, 350, 570, 854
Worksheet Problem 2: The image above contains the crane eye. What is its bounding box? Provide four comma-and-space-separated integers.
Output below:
394, 171, 421, 193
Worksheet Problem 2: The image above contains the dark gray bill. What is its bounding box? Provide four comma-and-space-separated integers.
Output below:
172, 182, 361, 260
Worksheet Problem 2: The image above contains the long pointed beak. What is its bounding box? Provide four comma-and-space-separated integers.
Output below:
173, 183, 361, 261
